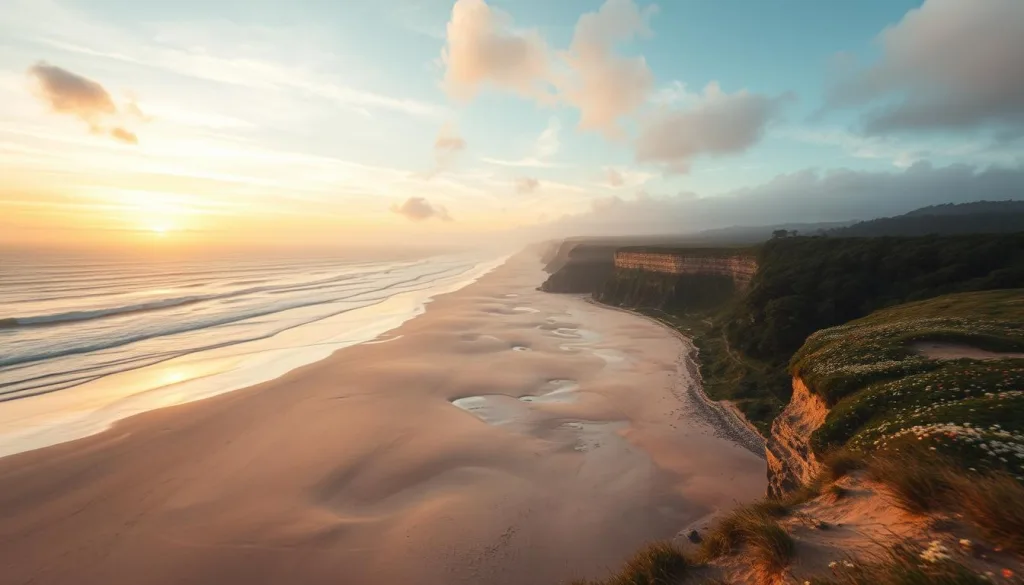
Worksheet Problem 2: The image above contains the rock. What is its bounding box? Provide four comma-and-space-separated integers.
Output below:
687, 530, 702, 543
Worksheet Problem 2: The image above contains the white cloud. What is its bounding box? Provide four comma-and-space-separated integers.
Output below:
441, 0, 552, 101
544, 162, 1024, 236
389, 196, 453, 222
828, 0, 1024, 134
636, 82, 790, 173
557, 0, 657, 138
480, 116, 566, 168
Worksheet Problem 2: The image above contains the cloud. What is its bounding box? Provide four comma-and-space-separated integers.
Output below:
828, 0, 1024, 134
481, 116, 563, 168
635, 82, 790, 172
558, 0, 657, 137
109, 127, 138, 144
434, 122, 467, 153
548, 162, 1024, 236
606, 168, 625, 186
442, 0, 552, 101
440, 0, 655, 137
534, 116, 561, 159
27, 61, 140, 144
390, 197, 453, 222
428, 122, 467, 177
515, 177, 540, 193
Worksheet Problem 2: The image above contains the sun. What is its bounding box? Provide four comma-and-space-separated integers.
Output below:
149, 224, 172, 236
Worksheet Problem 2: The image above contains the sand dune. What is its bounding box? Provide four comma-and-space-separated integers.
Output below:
0, 253, 765, 585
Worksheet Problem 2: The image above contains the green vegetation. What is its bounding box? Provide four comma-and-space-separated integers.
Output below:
733, 234, 1024, 360
828, 201, 1024, 238
569, 541, 690, 585
636, 308, 786, 432
789, 290, 1024, 478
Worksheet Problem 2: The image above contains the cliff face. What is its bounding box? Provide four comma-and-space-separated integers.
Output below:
765, 377, 828, 498
614, 251, 758, 290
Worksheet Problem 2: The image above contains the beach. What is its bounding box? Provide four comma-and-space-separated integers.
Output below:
0, 252, 766, 585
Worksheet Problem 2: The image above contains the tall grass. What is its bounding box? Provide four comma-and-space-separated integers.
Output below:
697, 504, 795, 585
569, 541, 690, 585
866, 452, 955, 515
954, 472, 1024, 555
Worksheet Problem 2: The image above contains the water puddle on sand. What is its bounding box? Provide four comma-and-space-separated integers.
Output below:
450, 384, 626, 456
518, 379, 579, 404
450, 379, 581, 427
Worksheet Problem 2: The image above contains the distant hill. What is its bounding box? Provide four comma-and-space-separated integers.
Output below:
828, 200, 1024, 237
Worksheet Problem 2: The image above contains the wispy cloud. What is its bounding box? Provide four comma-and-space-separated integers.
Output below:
26, 61, 141, 144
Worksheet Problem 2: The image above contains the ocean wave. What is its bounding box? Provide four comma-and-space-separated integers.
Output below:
0, 268, 400, 329
0, 262, 477, 369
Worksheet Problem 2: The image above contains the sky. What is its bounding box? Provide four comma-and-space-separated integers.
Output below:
1, 0, 1022, 249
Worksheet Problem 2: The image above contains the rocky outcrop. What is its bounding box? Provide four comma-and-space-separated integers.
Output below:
766, 377, 828, 498
614, 251, 758, 290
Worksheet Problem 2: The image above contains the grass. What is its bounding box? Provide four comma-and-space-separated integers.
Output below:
568, 541, 690, 585
697, 504, 795, 584
866, 450, 956, 515
806, 542, 993, 585
784, 290, 1024, 480
954, 472, 1024, 555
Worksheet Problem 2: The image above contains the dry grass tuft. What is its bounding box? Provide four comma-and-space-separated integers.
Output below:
822, 450, 865, 482
697, 505, 795, 585
954, 472, 1024, 555
569, 541, 690, 585
866, 452, 955, 515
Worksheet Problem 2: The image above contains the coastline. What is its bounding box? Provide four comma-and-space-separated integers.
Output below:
0, 252, 765, 585
0, 254, 510, 460
585, 298, 766, 457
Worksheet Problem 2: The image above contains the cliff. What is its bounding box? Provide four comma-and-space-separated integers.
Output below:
614, 249, 758, 289
596, 248, 758, 311
539, 243, 618, 293
765, 377, 827, 498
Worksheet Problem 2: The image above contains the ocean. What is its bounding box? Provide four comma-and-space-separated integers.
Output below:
0, 249, 507, 457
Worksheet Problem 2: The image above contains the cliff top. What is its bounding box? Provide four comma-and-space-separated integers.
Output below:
616, 245, 758, 257
791, 289, 1024, 477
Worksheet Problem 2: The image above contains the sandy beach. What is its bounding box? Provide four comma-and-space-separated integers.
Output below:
0, 253, 766, 585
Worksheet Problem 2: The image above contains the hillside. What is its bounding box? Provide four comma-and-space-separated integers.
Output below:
829, 201, 1024, 237
578, 289, 1024, 585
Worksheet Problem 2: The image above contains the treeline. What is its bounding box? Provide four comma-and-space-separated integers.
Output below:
730, 234, 1024, 361
827, 201, 1024, 238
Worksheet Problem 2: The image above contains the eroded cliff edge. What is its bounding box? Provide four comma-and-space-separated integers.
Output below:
765, 376, 827, 498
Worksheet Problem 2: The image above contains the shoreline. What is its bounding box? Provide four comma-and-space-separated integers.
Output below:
0, 252, 766, 585
585, 297, 767, 458
0, 254, 510, 461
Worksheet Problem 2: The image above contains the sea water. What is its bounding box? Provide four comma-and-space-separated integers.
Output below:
0, 249, 507, 457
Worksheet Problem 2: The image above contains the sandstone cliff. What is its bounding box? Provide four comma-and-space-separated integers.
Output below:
614, 250, 758, 290
765, 376, 828, 498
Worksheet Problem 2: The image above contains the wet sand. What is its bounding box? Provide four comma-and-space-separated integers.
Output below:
0, 253, 766, 585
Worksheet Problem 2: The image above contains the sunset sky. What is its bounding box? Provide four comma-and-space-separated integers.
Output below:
1, 0, 1022, 249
